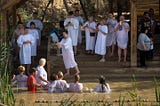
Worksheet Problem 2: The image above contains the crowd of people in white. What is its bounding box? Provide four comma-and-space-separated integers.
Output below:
11, 10, 131, 93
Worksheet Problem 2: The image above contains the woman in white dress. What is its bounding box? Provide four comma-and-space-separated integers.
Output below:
95, 19, 108, 62
83, 16, 97, 54
68, 74, 83, 92
115, 15, 130, 62
56, 30, 80, 76
28, 22, 39, 63
106, 12, 117, 57
94, 76, 111, 93
36, 58, 49, 87
17, 27, 34, 75
12, 66, 28, 88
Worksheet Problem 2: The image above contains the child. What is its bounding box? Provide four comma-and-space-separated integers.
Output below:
54, 71, 69, 92
56, 30, 80, 76
68, 75, 83, 92
27, 68, 41, 92
94, 76, 111, 93
48, 73, 58, 93
12, 66, 28, 88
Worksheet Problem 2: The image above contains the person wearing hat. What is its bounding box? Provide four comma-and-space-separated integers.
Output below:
93, 75, 111, 93
12, 66, 28, 88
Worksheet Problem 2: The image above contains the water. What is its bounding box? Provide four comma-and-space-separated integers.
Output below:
14, 80, 155, 106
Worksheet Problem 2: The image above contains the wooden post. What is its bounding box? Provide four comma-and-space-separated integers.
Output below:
130, 0, 137, 67
47, 36, 51, 80
0, 11, 7, 44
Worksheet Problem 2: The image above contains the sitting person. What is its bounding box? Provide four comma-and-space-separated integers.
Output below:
27, 68, 41, 92
68, 75, 83, 92
94, 76, 111, 93
48, 73, 58, 93
12, 66, 28, 88
54, 71, 69, 92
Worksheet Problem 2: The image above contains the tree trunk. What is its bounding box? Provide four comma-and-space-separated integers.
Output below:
63, 0, 70, 13
79, 0, 88, 20
108, 0, 113, 12
41, 0, 54, 22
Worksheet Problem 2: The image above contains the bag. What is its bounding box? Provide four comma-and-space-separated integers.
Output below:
50, 32, 59, 43
90, 32, 96, 36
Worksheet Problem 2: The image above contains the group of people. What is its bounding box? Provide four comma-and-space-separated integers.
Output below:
12, 12, 43, 75
12, 61, 111, 93
63, 10, 130, 63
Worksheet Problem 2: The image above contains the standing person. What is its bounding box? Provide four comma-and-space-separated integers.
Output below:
94, 76, 111, 93
17, 27, 34, 75
64, 11, 79, 55
27, 68, 41, 92
27, 12, 43, 45
36, 58, 49, 87
106, 12, 117, 57
75, 10, 84, 45
12, 66, 28, 88
68, 75, 83, 92
28, 22, 39, 64
56, 30, 80, 76
12, 21, 24, 61
137, 28, 151, 67
95, 19, 108, 62
139, 12, 153, 60
83, 16, 97, 54
115, 15, 130, 62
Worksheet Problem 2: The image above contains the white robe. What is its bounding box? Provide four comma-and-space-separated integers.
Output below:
48, 80, 69, 93
83, 21, 97, 50
94, 83, 111, 93
59, 37, 77, 69
95, 25, 108, 55
68, 82, 83, 92
17, 34, 34, 64
75, 16, 84, 44
106, 18, 117, 46
36, 65, 48, 86
13, 74, 28, 88
115, 22, 130, 49
64, 18, 79, 46
27, 19, 43, 45
28, 29, 39, 56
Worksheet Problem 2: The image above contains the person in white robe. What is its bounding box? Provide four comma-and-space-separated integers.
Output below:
28, 22, 39, 63
27, 12, 43, 45
64, 11, 79, 55
49, 71, 69, 93
83, 16, 97, 54
56, 30, 80, 76
115, 15, 130, 62
36, 58, 49, 87
12, 66, 28, 88
94, 76, 111, 93
95, 19, 108, 62
75, 10, 84, 44
17, 27, 34, 75
68, 75, 83, 92
106, 12, 117, 57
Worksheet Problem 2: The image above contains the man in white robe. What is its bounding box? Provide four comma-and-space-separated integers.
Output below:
115, 15, 130, 62
56, 30, 80, 76
75, 10, 84, 45
64, 11, 79, 55
17, 27, 34, 75
27, 12, 43, 45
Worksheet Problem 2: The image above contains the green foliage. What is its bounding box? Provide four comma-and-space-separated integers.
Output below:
153, 77, 160, 106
